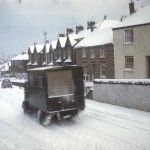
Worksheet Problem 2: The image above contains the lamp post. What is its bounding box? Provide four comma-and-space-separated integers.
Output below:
44, 31, 48, 67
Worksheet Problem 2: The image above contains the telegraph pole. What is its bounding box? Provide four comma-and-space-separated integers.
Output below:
44, 31, 48, 67
2, 52, 5, 76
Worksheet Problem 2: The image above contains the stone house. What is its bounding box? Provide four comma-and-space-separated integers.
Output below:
11, 53, 28, 73
113, 2, 150, 79
63, 33, 78, 66
75, 19, 120, 81
55, 35, 67, 66
27, 45, 34, 69
48, 40, 57, 66
27, 43, 44, 69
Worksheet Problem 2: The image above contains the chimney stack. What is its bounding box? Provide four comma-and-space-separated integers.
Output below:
120, 15, 127, 22
66, 28, 74, 35
76, 25, 84, 34
46, 40, 49, 43
59, 34, 65, 37
34, 42, 37, 46
87, 21, 95, 32
103, 15, 107, 20
129, 0, 135, 15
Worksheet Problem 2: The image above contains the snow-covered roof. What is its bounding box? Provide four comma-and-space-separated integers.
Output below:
55, 57, 62, 63
46, 43, 50, 53
51, 40, 57, 50
27, 61, 32, 65
58, 37, 67, 48
96, 20, 121, 29
75, 28, 113, 48
0, 62, 10, 71
28, 66, 62, 71
35, 44, 44, 53
75, 28, 91, 40
42, 61, 46, 65
113, 5, 150, 29
11, 53, 28, 61
74, 19, 120, 48
32, 62, 38, 66
64, 57, 72, 63
48, 62, 54, 66
68, 33, 78, 46
28, 45, 34, 53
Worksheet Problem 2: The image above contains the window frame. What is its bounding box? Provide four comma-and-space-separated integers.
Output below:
82, 48, 86, 58
99, 48, 105, 58
100, 63, 107, 78
91, 48, 95, 58
124, 29, 134, 44
125, 56, 134, 69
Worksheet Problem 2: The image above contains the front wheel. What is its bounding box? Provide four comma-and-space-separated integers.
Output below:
22, 100, 30, 113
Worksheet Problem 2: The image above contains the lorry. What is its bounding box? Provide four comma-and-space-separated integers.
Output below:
22, 65, 85, 125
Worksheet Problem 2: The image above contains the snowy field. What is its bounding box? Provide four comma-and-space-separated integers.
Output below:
0, 84, 150, 150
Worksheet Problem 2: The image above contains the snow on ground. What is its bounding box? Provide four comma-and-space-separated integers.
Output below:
0, 83, 150, 150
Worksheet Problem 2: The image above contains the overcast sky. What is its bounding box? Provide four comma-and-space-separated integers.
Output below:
0, 0, 150, 59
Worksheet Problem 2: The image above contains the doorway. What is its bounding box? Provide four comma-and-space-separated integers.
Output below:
147, 56, 150, 78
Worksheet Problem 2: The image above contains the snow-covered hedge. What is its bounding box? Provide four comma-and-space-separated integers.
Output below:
93, 79, 150, 112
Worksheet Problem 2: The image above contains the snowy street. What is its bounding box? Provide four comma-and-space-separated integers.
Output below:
0, 85, 150, 150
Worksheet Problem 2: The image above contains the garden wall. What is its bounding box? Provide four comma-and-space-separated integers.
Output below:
93, 79, 150, 112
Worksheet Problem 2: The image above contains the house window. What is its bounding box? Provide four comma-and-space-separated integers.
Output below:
84, 66, 88, 81
100, 48, 105, 58
63, 49, 66, 59
82, 48, 86, 58
91, 49, 95, 58
51, 52, 53, 62
84, 65, 87, 75
100, 63, 106, 78
68, 48, 71, 58
125, 56, 134, 69
124, 29, 133, 44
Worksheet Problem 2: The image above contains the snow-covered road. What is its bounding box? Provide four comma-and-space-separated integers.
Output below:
0, 85, 150, 150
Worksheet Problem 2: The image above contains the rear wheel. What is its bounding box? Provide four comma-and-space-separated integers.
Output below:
37, 110, 52, 126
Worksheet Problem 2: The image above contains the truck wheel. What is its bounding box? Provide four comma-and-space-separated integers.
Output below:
37, 110, 52, 126
37, 110, 45, 125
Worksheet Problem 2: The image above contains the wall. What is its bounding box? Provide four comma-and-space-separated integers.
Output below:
93, 79, 150, 112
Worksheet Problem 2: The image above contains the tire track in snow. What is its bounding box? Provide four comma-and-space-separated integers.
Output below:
75, 116, 145, 150
86, 107, 150, 133
87, 107, 150, 126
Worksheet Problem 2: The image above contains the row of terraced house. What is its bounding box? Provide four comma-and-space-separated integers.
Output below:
27, 18, 118, 81
10, 2, 150, 80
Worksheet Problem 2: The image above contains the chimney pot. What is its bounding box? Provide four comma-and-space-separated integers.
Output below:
103, 15, 107, 20
59, 34, 65, 37
87, 21, 95, 32
34, 42, 37, 46
76, 25, 84, 34
129, 1, 135, 15
66, 28, 74, 35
